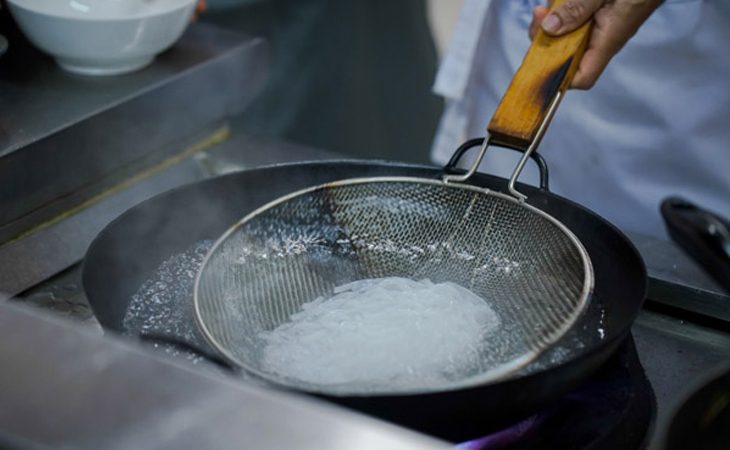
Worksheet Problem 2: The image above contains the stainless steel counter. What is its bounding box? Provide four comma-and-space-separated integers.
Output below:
0, 23, 268, 298
0, 300, 449, 450
0, 19, 267, 246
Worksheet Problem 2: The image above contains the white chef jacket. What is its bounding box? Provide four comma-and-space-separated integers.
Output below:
431, 0, 730, 239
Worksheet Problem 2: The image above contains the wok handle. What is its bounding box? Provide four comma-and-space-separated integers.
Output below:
444, 137, 551, 191
487, 0, 592, 150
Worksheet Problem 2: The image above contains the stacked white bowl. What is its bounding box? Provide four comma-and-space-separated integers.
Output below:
7, 0, 197, 75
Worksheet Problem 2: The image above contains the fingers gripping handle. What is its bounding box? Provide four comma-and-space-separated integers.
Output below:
487, 0, 592, 150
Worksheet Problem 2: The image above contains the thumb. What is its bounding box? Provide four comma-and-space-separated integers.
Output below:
541, 0, 604, 35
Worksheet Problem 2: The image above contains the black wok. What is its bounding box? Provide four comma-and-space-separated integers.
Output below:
82, 141, 646, 441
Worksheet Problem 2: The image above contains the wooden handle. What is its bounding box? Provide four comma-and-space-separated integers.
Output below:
487, 0, 592, 150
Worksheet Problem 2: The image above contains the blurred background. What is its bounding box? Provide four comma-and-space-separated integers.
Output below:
200, 0, 463, 163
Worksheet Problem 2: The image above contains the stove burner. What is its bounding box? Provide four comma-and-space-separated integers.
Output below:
457, 415, 539, 449
457, 336, 656, 450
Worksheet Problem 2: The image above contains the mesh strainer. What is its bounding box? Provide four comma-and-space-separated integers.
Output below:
195, 10, 594, 394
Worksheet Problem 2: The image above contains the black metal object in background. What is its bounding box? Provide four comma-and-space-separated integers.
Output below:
661, 197, 730, 293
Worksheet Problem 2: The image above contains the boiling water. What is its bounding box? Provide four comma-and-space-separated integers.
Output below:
123, 238, 607, 377
259, 277, 501, 390
519, 294, 608, 374
123, 240, 214, 363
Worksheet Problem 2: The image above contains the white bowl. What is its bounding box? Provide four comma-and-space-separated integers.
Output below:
7, 0, 197, 76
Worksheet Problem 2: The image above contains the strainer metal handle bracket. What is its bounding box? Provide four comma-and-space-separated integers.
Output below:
443, 137, 550, 192
442, 92, 563, 202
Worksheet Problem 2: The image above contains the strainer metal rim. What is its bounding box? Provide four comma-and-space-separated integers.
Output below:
193, 175, 595, 395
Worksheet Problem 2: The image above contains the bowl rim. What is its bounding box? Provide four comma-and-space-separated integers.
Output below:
6, 0, 197, 22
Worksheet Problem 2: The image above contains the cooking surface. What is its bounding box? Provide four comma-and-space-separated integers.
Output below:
0, 18, 728, 447
5, 127, 729, 448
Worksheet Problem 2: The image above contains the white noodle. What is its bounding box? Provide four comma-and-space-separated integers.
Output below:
259, 277, 500, 390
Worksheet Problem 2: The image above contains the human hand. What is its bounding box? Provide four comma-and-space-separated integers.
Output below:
529, 0, 663, 89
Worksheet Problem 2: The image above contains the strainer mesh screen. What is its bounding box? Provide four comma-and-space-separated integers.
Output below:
196, 178, 591, 393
